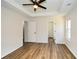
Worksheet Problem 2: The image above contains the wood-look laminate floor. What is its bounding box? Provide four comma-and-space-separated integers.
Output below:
2, 39, 76, 59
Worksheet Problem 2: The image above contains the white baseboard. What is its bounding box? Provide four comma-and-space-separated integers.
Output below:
26, 41, 48, 43
55, 41, 64, 44
1, 44, 23, 58
65, 43, 77, 58
55, 40, 77, 58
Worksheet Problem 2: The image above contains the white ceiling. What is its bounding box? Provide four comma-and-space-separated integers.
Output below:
2, 0, 77, 17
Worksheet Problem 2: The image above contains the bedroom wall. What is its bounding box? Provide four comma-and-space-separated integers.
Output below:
52, 16, 65, 44
1, 6, 29, 57
24, 16, 65, 44
64, 7, 77, 57
24, 17, 49, 43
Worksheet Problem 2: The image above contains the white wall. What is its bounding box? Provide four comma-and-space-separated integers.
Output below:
24, 16, 65, 44
24, 17, 49, 43
35, 16, 65, 44
52, 16, 65, 44
36, 17, 48, 43
1, 6, 29, 57
65, 7, 77, 57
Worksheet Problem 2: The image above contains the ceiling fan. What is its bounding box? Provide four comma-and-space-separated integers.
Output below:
22, 0, 47, 11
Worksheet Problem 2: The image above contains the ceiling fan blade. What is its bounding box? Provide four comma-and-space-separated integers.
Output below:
34, 8, 36, 11
22, 4, 34, 6
38, 4, 46, 9
38, 0, 45, 4
35, 0, 37, 2
30, 0, 35, 4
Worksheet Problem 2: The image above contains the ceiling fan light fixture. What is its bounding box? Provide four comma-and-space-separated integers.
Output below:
22, 0, 46, 11
33, 5, 38, 8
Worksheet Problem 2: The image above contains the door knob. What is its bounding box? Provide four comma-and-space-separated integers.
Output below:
34, 32, 36, 34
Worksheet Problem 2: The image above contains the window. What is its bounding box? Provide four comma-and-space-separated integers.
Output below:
66, 20, 71, 41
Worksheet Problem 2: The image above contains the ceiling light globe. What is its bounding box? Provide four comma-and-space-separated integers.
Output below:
33, 5, 38, 8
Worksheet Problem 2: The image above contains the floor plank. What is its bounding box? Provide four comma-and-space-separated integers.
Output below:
2, 39, 76, 59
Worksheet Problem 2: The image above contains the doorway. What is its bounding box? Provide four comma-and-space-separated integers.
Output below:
48, 22, 55, 42
23, 21, 28, 45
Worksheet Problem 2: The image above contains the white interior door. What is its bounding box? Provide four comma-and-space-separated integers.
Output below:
28, 21, 37, 42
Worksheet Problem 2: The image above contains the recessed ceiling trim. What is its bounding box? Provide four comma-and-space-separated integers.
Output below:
2, 0, 76, 17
